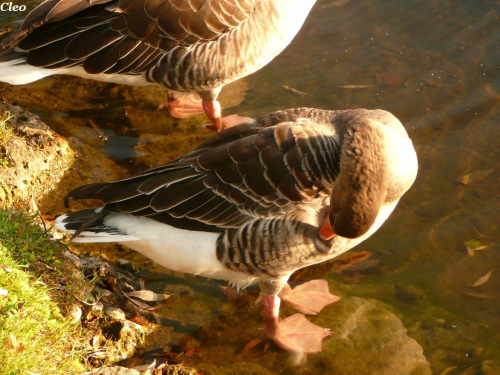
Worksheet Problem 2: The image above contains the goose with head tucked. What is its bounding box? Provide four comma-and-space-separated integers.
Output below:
0, 0, 317, 132
55, 107, 418, 353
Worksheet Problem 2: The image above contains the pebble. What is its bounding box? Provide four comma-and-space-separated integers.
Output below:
104, 307, 126, 321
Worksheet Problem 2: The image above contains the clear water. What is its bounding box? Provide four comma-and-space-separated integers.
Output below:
1, 0, 499, 373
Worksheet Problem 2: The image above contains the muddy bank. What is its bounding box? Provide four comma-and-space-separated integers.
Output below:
0, 102, 199, 374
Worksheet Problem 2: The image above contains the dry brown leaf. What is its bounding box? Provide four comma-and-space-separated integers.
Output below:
457, 168, 494, 185
471, 270, 492, 287
467, 247, 475, 257
9, 333, 24, 352
128, 315, 151, 327
126, 290, 173, 302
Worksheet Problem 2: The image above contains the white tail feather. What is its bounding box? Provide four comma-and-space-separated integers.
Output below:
0, 60, 154, 86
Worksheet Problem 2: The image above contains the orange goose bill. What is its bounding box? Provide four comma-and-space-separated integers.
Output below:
0, 0, 317, 131
55, 107, 418, 353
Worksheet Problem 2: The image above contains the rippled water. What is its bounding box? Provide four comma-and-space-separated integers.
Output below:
1, 0, 499, 374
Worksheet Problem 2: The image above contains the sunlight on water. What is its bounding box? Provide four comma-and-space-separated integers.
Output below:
1, 0, 498, 373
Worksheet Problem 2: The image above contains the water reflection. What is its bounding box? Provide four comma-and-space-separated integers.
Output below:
1, 0, 499, 373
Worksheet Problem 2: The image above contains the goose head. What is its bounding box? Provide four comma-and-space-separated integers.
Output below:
319, 117, 397, 240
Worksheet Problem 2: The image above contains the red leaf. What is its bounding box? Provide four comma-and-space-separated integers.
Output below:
242, 339, 263, 353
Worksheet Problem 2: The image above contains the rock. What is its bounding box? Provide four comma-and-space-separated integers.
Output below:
91, 302, 104, 313
481, 360, 500, 375
316, 297, 432, 375
98, 366, 140, 375
0, 103, 75, 208
67, 304, 82, 323
63, 250, 82, 268
116, 259, 138, 274
104, 307, 126, 321
394, 283, 425, 303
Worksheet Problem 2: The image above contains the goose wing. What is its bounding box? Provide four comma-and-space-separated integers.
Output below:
2, 0, 256, 75
67, 108, 340, 232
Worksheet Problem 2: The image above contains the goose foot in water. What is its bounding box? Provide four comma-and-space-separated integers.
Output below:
159, 92, 234, 132
279, 279, 340, 315
263, 295, 331, 354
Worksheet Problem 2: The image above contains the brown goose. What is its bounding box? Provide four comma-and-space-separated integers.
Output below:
55, 107, 418, 353
0, 0, 317, 131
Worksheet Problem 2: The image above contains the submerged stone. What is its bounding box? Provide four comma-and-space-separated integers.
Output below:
314, 297, 431, 375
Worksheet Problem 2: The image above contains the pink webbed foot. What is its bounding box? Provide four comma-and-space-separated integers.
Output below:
158, 92, 205, 118
272, 314, 331, 354
279, 279, 340, 315
263, 295, 331, 354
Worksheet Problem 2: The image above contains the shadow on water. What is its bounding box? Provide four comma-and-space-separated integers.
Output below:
1, 0, 499, 373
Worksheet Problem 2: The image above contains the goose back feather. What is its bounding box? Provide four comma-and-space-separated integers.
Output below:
0, 0, 317, 98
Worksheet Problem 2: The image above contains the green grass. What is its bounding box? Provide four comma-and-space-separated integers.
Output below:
0, 209, 92, 374
0, 110, 14, 167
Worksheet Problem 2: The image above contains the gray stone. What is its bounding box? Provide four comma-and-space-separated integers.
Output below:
482, 360, 500, 375
316, 297, 432, 375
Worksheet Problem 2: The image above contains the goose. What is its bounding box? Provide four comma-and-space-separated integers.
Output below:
55, 107, 418, 353
0, 0, 317, 131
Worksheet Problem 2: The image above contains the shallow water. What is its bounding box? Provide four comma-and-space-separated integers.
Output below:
1, 0, 499, 374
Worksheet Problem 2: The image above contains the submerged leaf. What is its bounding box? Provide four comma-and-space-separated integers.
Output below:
457, 169, 494, 185
283, 85, 308, 96
465, 240, 488, 256
471, 270, 492, 287
126, 290, 173, 302
463, 291, 494, 299
242, 339, 263, 353
437, 366, 457, 375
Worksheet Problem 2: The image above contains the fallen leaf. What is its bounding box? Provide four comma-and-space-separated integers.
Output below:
242, 339, 263, 353
150, 351, 177, 358
457, 169, 494, 185
263, 342, 270, 353
9, 333, 24, 352
128, 316, 151, 327
463, 292, 494, 299
0, 265, 13, 272
126, 290, 173, 302
465, 240, 488, 256
283, 85, 308, 96
132, 360, 156, 371
338, 84, 374, 89
184, 346, 201, 357
468, 222, 486, 238
437, 365, 457, 375
471, 270, 492, 287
